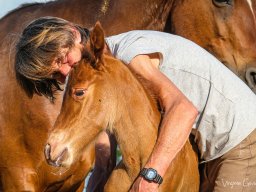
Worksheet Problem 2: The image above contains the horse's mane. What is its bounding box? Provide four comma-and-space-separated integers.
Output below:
128, 66, 161, 112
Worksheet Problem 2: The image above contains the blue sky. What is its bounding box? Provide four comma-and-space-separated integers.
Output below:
0, 0, 51, 18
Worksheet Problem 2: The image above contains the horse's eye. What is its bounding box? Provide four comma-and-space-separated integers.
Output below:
72, 88, 87, 99
213, 0, 232, 7
75, 90, 85, 96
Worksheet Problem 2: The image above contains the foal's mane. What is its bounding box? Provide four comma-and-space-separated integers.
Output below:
139, 77, 159, 108
123, 62, 160, 111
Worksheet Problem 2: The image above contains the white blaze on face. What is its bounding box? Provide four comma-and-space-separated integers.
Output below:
247, 0, 256, 21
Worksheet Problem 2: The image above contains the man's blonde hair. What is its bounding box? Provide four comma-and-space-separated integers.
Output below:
15, 16, 88, 101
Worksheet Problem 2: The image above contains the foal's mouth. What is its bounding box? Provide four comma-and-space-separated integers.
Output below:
44, 143, 68, 167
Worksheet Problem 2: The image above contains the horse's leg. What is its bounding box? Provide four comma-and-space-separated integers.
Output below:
87, 132, 117, 192
75, 180, 85, 192
104, 162, 132, 192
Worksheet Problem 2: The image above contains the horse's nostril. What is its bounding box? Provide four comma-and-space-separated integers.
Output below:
44, 143, 68, 167
44, 143, 51, 160
245, 67, 256, 93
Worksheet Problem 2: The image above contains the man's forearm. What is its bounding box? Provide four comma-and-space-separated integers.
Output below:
144, 99, 198, 177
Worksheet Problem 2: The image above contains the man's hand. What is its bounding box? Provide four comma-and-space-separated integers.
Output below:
129, 177, 159, 192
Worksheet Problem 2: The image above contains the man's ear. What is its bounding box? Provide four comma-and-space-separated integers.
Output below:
90, 21, 105, 61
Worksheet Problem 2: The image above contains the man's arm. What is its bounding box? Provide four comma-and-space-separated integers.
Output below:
128, 54, 198, 192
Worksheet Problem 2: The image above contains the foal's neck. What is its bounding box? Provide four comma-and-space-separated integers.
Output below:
105, 57, 161, 178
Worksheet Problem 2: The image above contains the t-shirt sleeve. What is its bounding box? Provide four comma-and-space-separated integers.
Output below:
106, 33, 161, 64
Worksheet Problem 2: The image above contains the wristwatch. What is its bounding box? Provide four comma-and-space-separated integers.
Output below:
139, 168, 163, 184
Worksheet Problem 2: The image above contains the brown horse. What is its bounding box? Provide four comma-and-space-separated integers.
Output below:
166, 0, 256, 92
1, 0, 256, 191
44, 22, 199, 192
0, 0, 174, 191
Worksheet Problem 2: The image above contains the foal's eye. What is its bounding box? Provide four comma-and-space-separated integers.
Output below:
75, 90, 85, 96
213, 0, 232, 7
72, 88, 87, 100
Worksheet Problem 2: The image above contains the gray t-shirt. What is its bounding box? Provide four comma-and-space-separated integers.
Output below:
105, 30, 256, 162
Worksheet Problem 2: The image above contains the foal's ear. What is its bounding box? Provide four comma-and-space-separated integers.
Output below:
90, 21, 105, 61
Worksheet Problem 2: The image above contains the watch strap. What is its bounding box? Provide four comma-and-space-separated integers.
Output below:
154, 173, 163, 184
140, 168, 148, 175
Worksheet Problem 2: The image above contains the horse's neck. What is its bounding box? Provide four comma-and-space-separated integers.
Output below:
106, 58, 161, 177
81, 0, 175, 33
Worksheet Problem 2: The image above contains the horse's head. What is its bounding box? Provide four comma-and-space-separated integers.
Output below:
168, 0, 256, 93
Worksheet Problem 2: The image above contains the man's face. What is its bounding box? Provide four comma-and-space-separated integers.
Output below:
52, 29, 83, 82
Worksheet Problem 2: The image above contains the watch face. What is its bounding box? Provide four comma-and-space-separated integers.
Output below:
145, 169, 157, 180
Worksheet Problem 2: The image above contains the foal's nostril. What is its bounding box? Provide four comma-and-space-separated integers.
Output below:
44, 143, 68, 167
44, 143, 58, 167
44, 143, 51, 160
245, 67, 256, 93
